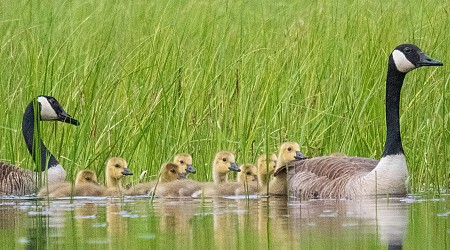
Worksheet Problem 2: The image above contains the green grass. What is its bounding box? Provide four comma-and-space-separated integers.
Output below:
0, 0, 448, 191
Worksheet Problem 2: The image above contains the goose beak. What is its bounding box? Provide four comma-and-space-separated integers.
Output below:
122, 168, 133, 176
178, 173, 187, 179
185, 164, 196, 174
229, 162, 241, 172
294, 151, 307, 160
418, 53, 443, 67
58, 110, 80, 126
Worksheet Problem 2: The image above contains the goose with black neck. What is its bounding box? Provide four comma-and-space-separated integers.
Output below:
282, 44, 443, 199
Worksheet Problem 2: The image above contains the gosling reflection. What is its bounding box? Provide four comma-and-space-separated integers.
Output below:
74, 202, 99, 241
157, 198, 197, 241
106, 200, 129, 248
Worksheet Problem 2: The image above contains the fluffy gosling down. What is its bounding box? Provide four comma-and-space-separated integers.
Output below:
103, 157, 133, 196
126, 162, 186, 196
268, 142, 306, 196
38, 170, 103, 197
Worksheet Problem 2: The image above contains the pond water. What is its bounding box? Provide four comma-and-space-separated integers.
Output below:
0, 194, 448, 249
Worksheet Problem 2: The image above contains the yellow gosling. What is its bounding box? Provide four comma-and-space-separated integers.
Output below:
267, 142, 305, 196
103, 157, 133, 196
126, 162, 185, 196
212, 151, 240, 184
257, 153, 277, 188
173, 153, 196, 175
38, 170, 103, 197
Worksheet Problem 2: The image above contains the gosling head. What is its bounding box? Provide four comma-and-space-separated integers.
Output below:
213, 151, 240, 174
212, 151, 240, 184
390, 44, 443, 73
237, 163, 258, 183
277, 142, 305, 168
36, 96, 80, 125
160, 162, 186, 183
75, 170, 99, 185
173, 153, 196, 174
257, 153, 277, 177
106, 157, 133, 181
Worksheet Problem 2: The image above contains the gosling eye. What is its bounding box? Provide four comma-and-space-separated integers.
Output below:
170, 169, 176, 173
246, 172, 251, 175
85, 177, 91, 181
114, 164, 121, 168
222, 158, 227, 162
403, 47, 411, 53
287, 147, 292, 151
180, 160, 184, 164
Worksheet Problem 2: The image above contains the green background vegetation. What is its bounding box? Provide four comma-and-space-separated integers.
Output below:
0, 0, 448, 191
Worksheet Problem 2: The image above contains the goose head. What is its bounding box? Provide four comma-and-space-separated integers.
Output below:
75, 170, 100, 185
237, 163, 258, 183
213, 151, 240, 174
106, 157, 133, 182
391, 44, 443, 73
160, 163, 185, 183
257, 153, 277, 177
37, 96, 80, 125
173, 153, 196, 174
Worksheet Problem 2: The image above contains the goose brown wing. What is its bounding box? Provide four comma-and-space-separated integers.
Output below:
0, 162, 36, 196
286, 156, 378, 199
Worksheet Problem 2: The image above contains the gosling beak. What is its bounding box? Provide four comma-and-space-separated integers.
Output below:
252, 175, 258, 182
178, 173, 187, 179
294, 151, 307, 160
57, 110, 80, 126
229, 162, 241, 172
122, 168, 133, 176
186, 164, 196, 174
93, 181, 100, 186
418, 52, 443, 67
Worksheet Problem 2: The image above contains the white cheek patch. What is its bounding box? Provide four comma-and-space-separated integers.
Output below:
392, 50, 416, 73
37, 96, 58, 120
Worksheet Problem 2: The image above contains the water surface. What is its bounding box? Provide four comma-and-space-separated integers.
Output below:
0, 194, 448, 249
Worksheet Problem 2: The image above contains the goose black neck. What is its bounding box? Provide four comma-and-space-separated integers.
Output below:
382, 60, 406, 157
22, 102, 59, 171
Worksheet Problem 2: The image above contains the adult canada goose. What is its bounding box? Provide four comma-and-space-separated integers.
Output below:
38, 170, 103, 197
283, 44, 443, 199
256, 153, 277, 188
266, 142, 306, 196
103, 157, 133, 196
173, 153, 196, 175
0, 96, 79, 196
125, 162, 185, 196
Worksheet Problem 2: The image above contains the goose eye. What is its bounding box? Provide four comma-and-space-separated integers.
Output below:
404, 47, 411, 53
222, 158, 227, 162
114, 164, 121, 168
